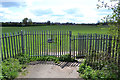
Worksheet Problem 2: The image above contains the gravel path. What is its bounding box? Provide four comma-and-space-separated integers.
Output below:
17, 61, 83, 78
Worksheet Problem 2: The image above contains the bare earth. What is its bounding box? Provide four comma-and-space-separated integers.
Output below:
17, 61, 83, 78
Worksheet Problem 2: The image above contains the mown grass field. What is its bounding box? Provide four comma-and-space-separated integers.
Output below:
1, 25, 109, 59
2, 25, 109, 35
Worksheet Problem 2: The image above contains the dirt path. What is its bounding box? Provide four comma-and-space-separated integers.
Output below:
17, 61, 83, 78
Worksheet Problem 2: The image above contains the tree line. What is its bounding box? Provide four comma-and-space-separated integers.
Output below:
1, 17, 111, 27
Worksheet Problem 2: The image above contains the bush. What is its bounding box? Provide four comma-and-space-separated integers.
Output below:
77, 60, 86, 74
36, 56, 59, 63
59, 54, 77, 62
2, 58, 22, 80
15, 53, 30, 64
78, 59, 119, 79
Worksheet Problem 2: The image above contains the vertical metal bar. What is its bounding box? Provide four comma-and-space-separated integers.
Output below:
67, 31, 68, 52
78, 33, 80, 56
69, 31, 72, 57
44, 31, 45, 56
97, 35, 100, 52
33, 32, 34, 56
51, 31, 52, 55
2, 34, 6, 59
13, 32, 16, 57
74, 36, 75, 59
82, 35, 84, 55
21, 30, 24, 54
38, 31, 39, 57
103, 35, 105, 52
18, 32, 20, 52
37, 31, 38, 57
89, 34, 92, 55
49, 31, 50, 55
35, 31, 36, 51
112, 36, 115, 58
60, 31, 61, 56
0, 37, 3, 60
15, 32, 18, 54
5, 33, 9, 58
28, 31, 30, 57
40, 31, 41, 57
10, 33, 14, 58
42, 31, 43, 56
26, 31, 27, 55
100, 35, 102, 51
8, 33, 11, 58
30, 31, 32, 57
87, 34, 89, 53
64, 32, 65, 55
62, 31, 63, 55
58, 31, 59, 57
76, 35, 78, 57
46, 31, 48, 55
106, 35, 108, 52
95, 34, 97, 52
56, 31, 57, 56
115, 37, 118, 63
84, 35, 86, 53
92, 34, 94, 52
108, 35, 112, 57
35, 31, 37, 57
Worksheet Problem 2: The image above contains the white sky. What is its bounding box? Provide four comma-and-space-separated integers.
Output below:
0, 0, 118, 23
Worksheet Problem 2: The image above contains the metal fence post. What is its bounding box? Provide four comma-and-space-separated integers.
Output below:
108, 35, 112, 57
21, 30, 24, 54
69, 31, 72, 57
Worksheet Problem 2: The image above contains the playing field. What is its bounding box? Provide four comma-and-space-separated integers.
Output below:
2, 25, 109, 35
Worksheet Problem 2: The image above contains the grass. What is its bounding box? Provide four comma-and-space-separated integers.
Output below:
1, 25, 109, 60
2, 25, 109, 35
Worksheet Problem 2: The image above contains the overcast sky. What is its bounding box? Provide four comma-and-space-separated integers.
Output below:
0, 0, 117, 23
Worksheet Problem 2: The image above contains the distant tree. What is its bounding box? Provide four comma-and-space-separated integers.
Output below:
22, 18, 28, 26
47, 20, 50, 25
28, 19, 33, 25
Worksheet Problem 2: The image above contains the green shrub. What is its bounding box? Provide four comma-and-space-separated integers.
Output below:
59, 54, 77, 62
78, 59, 118, 79
77, 60, 86, 74
36, 56, 59, 63
2, 58, 22, 80
15, 53, 30, 64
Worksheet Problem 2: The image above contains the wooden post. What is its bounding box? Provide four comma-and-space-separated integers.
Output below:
21, 30, 24, 54
69, 31, 72, 57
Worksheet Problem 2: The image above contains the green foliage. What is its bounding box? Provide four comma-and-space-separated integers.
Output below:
78, 51, 119, 79
97, 0, 119, 36
79, 60, 118, 79
36, 56, 59, 63
77, 60, 86, 74
2, 58, 22, 80
59, 54, 77, 62
15, 53, 30, 64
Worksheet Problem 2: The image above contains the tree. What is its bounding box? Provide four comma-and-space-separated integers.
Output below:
28, 19, 33, 25
97, 0, 120, 78
22, 17, 28, 26
47, 20, 50, 25
97, 0, 119, 35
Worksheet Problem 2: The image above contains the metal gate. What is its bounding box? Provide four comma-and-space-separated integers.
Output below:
26, 31, 71, 57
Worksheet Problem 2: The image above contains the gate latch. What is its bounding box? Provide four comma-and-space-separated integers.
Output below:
47, 38, 54, 43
